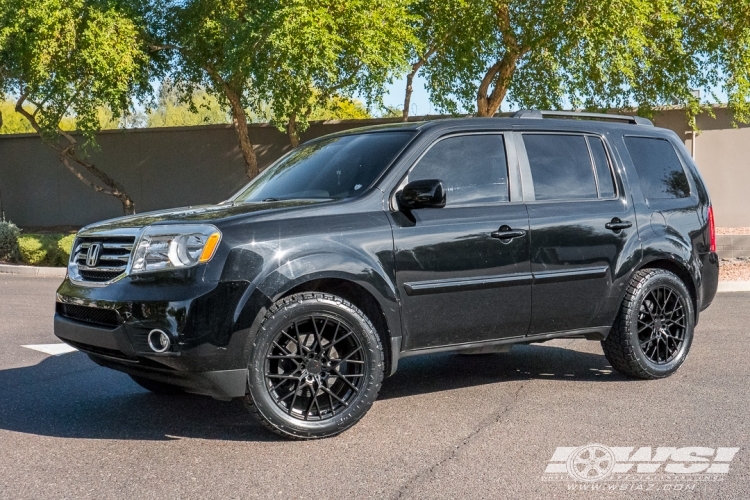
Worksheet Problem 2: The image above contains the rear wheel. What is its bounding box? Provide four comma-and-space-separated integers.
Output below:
129, 375, 184, 395
244, 293, 384, 439
602, 269, 694, 379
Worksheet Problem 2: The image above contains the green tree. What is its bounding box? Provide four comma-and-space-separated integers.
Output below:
158, 1, 274, 179
160, 0, 413, 173
147, 81, 230, 127
261, 0, 415, 146
400, 0, 482, 121
0, 98, 32, 133
308, 96, 371, 121
421, 0, 750, 121
0, 0, 156, 214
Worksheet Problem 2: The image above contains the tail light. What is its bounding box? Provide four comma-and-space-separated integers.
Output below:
708, 205, 716, 253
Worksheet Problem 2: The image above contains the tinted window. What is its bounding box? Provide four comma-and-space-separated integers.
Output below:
624, 137, 690, 200
588, 136, 616, 198
523, 134, 598, 200
408, 134, 509, 206
234, 132, 413, 202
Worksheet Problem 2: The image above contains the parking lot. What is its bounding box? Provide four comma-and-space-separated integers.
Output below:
0, 274, 748, 499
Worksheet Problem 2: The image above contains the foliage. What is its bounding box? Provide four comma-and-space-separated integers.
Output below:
378, 105, 403, 119
0, 0, 161, 212
17, 233, 75, 266
147, 81, 230, 127
308, 96, 371, 121
400, 0, 483, 119
0, 220, 20, 262
260, 0, 416, 145
0, 99, 31, 132
161, 0, 413, 168
0, 0, 155, 140
419, 0, 750, 121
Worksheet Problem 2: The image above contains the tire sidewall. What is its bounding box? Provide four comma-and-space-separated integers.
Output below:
246, 295, 383, 438
627, 272, 695, 377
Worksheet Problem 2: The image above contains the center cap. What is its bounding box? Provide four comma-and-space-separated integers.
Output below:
306, 359, 322, 375
655, 319, 663, 332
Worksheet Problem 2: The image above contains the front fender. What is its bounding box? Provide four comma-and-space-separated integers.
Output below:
226, 249, 402, 371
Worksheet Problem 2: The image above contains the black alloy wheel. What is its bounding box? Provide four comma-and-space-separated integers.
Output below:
264, 315, 365, 420
602, 269, 695, 379
636, 286, 688, 364
245, 293, 384, 439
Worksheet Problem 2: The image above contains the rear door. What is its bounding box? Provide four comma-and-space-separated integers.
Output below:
516, 131, 640, 335
389, 132, 532, 350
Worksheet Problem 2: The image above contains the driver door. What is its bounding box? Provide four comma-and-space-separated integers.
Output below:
389, 133, 532, 350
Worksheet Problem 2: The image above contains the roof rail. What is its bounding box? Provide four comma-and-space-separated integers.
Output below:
512, 109, 653, 126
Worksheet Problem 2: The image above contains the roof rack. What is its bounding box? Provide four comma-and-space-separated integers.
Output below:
512, 109, 653, 126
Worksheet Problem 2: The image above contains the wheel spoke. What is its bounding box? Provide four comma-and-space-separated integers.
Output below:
335, 372, 360, 392
321, 385, 349, 406
332, 346, 363, 368
304, 384, 317, 420
312, 317, 327, 353
264, 314, 365, 421
288, 381, 300, 415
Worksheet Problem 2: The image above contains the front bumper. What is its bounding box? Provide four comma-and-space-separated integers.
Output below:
54, 275, 260, 398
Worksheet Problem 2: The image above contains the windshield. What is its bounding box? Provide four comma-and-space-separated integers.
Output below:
233, 131, 414, 203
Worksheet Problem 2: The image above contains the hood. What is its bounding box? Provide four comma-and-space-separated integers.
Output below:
81, 200, 325, 232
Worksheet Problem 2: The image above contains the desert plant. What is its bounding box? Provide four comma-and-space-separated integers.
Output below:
0, 221, 21, 262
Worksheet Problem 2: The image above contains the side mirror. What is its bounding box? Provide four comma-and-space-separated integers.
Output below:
398, 179, 446, 210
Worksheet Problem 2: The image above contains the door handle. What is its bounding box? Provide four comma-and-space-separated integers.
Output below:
605, 218, 633, 231
491, 225, 527, 240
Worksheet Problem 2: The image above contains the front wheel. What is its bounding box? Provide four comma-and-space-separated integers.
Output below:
244, 293, 384, 439
602, 269, 694, 379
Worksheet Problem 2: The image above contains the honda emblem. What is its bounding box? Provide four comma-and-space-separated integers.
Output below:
86, 243, 102, 267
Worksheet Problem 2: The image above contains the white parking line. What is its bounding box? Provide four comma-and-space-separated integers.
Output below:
21, 344, 78, 356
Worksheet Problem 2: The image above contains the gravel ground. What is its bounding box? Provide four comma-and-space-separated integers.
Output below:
719, 258, 750, 281
717, 227, 750, 235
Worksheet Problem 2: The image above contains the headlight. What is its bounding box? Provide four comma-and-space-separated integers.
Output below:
131, 224, 222, 274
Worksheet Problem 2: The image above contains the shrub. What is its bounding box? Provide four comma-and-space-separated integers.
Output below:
18, 235, 48, 265
18, 233, 76, 266
0, 221, 21, 262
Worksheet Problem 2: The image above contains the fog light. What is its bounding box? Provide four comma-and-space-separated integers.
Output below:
147, 329, 171, 353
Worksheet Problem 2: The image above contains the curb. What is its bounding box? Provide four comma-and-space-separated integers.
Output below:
717, 281, 750, 293
0, 263, 67, 278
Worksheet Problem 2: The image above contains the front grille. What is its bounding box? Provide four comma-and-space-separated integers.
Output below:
73, 236, 136, 283
56, 303, 120, 327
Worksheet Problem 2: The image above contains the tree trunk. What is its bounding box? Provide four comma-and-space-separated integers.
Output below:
224, 85, 260, 179
14, 94, 136, 215
403, 69, 417, 121
58, 152, 136, 215
286, 113, 300, 147
402, 48, 436, 122
476, 53, 518, 117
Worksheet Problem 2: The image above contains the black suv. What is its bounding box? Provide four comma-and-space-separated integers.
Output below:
54, 110, 719, 439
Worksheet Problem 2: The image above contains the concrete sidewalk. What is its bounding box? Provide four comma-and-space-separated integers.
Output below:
0, 264, 66, 278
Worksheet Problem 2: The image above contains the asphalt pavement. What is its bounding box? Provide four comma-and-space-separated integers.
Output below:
0, 274, 748, 499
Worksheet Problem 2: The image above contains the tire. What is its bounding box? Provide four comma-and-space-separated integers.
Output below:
244, 292, 384, 439
129, 375, 184, 394
602, 269, 695, 379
